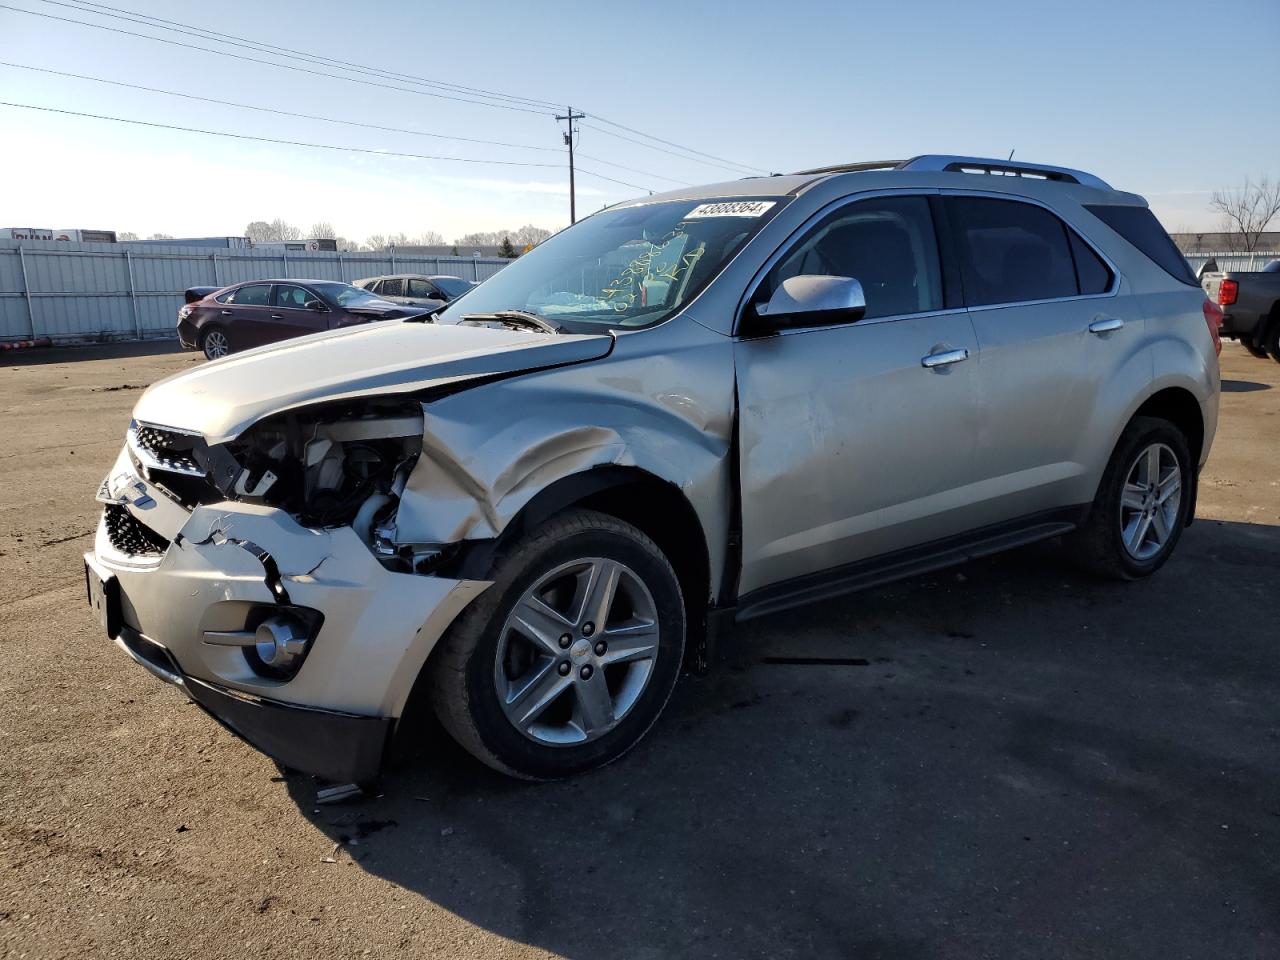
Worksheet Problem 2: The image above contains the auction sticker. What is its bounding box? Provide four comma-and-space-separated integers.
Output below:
684, 200, 776, 219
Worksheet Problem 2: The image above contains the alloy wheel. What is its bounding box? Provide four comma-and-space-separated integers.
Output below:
495, 557, 660, 746
203, 330, 229, 359
1119, 442, 1181, 561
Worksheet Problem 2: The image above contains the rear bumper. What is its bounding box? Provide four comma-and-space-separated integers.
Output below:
1219, 312, 1261, 339
176, 319, 199, 349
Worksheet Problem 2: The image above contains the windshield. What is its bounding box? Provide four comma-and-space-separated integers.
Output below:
310, 281, 397, 309
433, 276, 474, 298
437, 196, 786, 331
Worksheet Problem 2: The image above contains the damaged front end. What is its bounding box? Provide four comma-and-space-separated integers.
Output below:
88, 394, 491, 783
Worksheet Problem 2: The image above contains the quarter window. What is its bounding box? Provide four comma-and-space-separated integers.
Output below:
946, 197, 1079, 306
1068, 231, 1113, 295
761, 195, 943, 320
225, 283, 271, 306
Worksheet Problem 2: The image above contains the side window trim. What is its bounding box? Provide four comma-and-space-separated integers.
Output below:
733, 187, 963, 336
938, 189, 1121, 311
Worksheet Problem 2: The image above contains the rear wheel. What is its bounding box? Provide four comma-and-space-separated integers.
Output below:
1068, 416, 1192, 580
200, 327, 230, 360
429, 509, 685, 779
1263, 316, 1280, 363
1240, 341, 1269, 359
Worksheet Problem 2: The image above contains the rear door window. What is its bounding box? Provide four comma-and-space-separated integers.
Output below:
1084, 204, 1197, 285
946, 197, 1078, 306
381, 278, 405, 297
406, 279, 437, 297
226, 283, 271, 306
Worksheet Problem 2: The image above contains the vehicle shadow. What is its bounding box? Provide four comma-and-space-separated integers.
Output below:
286, 519, 1280, 959
1220, 378, 1272, 393
2, 337, 185, 367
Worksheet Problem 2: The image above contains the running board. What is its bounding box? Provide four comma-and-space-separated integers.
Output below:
733, 513, 1081, 623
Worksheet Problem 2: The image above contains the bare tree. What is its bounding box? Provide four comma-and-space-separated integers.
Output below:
148, 232, 174, 240
364, 234, 388, 251
268, 218, 302, 241
1210, 177, 1280, 252
245, 221, 276, 243
118, 231, 139, 241
308, 221, 337, 239
514, 224, 551, 246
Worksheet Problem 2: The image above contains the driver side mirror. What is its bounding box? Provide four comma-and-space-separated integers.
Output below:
305, 298, 326, 312
741, 275, 866, 337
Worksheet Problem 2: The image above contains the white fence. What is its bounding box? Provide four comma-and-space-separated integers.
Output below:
1183, 250, 1280, 276
0, 239, 511, 343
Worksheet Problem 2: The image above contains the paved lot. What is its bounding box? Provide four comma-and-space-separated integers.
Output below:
1, 341, 1277, 960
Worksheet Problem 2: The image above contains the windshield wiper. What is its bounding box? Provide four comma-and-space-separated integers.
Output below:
458, 310, 565, 335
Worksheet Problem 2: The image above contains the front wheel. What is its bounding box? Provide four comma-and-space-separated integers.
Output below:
429, 509, 686, 779
1067, 416, 1192, 580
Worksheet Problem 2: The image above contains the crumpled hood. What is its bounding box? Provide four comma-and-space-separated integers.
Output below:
134, 320, 613, 443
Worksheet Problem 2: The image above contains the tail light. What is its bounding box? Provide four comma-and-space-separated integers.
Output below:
1217, 279, 1238, 306
1202, 299, 1223, 355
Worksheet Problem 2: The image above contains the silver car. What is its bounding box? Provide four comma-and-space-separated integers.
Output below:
353, 274, 477, 311
85, 156, 1220, 783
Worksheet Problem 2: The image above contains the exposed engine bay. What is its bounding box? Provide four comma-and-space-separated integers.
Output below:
130, 398, 427, 566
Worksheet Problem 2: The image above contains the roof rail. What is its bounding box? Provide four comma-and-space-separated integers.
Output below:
790, 160, 904, 176
896, 155, 1112, 190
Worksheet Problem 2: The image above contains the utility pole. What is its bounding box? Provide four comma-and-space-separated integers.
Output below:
556, 106, 585, 224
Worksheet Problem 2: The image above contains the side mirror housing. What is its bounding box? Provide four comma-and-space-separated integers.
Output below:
741, 275, 866, 337
305, 298, 326, 312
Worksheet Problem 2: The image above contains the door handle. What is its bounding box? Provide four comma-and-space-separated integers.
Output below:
921, 348, 969, 369
220, 309, 232, 316
1088, 316, 1124, 334
270, 314, 283, 319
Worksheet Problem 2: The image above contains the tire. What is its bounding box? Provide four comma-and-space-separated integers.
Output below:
1067, 416, 1192, 580
1263, 317, 1280, 363
429, 509, 686, 780
1241, 341, 1269, 359
200, 326, 231, 360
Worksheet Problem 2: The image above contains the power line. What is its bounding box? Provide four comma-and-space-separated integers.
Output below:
0, 3, 550, 114
0, 61, 691, 186
37, 0, 562, 112
13, 0, 771, 178
0, 61, 563, 154
585, 115, 773, 176
0, 99, 658, 191
579, 123, 764, 178
575, 152, 688, 185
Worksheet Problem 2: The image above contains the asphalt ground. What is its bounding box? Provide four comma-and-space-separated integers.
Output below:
1, 340, 1277, 959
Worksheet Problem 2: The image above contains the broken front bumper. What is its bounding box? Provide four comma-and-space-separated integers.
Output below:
86, 450, 488, 781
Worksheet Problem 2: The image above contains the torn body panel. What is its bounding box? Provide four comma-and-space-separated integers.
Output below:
94, 478, 490, 718
389, 316, 738, 600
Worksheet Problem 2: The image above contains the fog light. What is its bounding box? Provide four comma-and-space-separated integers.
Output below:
254, 616, 309, 669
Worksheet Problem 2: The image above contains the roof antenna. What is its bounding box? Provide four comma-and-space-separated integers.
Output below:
1007, 149, 1016, 160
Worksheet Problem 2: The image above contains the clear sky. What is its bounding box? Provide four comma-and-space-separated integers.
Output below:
2, 0, 1277, 243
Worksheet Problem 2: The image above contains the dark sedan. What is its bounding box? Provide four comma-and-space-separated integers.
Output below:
176, 279, 434, 359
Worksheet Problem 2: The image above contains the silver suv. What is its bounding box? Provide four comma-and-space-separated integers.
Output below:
85, 156, 1221, 783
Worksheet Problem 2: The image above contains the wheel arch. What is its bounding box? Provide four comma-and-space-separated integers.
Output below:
500, 466, 712, 652
1121, 385, 1206, 526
